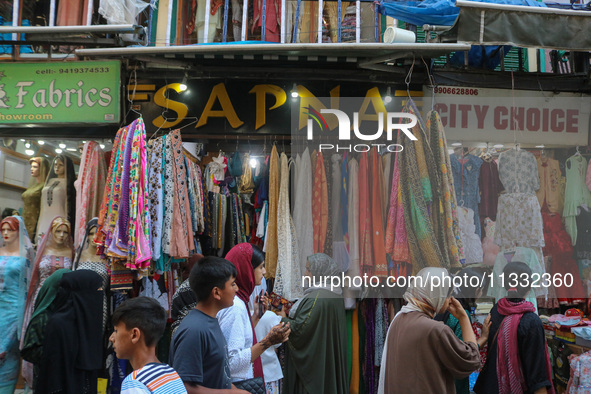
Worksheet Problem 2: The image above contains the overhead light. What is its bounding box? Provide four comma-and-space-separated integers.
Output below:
451, 142, 462, 147
20, 139, 25, 142
24, 141, 31, 149
447, 148, 455, 155
291, 83, 298, 98
66, 148, 77, 152
100, 144, 105, 149
536, 145, 545, 148
38, 140, 45, 145
82, 140, 87, 143
25, 149, 35, 156
55, 148, 63, 153
179, 72, 188, 92
59, 143, 66, 149
384, 86, 392, 104
493, 144, 504, 149
249, 157, 258, 168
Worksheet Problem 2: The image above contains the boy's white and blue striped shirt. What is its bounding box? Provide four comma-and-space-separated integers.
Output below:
121, 363, 187, 394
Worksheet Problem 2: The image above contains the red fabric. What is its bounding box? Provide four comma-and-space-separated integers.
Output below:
224, 243, 264, 381
496, 299, 555, 394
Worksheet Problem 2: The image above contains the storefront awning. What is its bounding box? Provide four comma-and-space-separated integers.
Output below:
439, 0, 591, 50
75, 42, 471, 70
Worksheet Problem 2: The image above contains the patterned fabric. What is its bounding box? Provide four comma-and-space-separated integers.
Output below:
385, 152, 411, 265
536, 157, 564, 215
450, 153, 483, 238
323, 154, 333, 257
312, 152, 328, 254
147, 138, 164, 261
358, 152, 372, 275
22, 158, 50, 241
74, 142, 107, 248
498, 148, 540, 194
427, 111, 464, 267
266, 146, 279, 278
567, 350, 591, 393
121, 363, 187, 394
458, 207, 483, 264
370, 149, 388, 277
495, 193, 545, 249
275, 153, 303, 300
399, 100, 447, 273
162, 135, 174, 257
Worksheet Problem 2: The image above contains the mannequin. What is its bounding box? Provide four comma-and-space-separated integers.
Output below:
74, 218, 109, 331
22, 216, 74, 389
22, 157, 50, 240
36, 155, 76, 243
0, 216, 33, 393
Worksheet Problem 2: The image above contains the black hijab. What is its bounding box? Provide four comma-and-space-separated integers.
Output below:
36, 270, 104, 394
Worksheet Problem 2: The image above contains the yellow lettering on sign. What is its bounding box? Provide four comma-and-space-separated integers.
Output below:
153, 83, 189, 129
298, 85, 340, 130
357, 87, 387, 126
249, 84, 286, 130
196, 83, 244, 128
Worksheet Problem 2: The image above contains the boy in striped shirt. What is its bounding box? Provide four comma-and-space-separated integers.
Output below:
110, 297, 187, 394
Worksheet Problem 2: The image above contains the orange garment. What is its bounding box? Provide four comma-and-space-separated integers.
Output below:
312, 152, 328, 253
266, 146, 280, 278
536, 156, 564, 214
371, 149, 388, 277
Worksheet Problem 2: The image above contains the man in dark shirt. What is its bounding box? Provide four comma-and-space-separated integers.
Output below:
169, 256, 249, 394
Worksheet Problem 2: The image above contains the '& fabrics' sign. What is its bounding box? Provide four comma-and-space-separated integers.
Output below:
0, 61, 120, 125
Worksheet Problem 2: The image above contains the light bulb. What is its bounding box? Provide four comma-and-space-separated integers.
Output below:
59, 143, 66, 149
100, 144, 105, 149
66, 148, 77, 152
249, 158, 258, 168
290, 83, 298, 98
493, 144, 504, 149
451, 142, 462, 147
55, 148, 63, 153
24, 142, 31, 148
179, 83, 188, 92
384, 87, 392, 103
38, 140, 45, 145
25, 149, 35, 156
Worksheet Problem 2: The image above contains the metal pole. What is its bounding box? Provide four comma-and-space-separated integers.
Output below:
204, 0, 211, 43
318, 0, 323, 43
355, 0, 360, 43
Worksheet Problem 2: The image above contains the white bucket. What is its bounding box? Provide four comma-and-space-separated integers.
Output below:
383, 26, 416, 43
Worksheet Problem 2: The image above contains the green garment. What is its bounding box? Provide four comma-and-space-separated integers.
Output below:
283, 288, 349, 394
21, 269, 71, 364
444, 309, 472, 394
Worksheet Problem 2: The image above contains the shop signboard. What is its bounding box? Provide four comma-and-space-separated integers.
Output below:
0, 61, 120, 125
423, 86, 591, 146
126, 80, 418, 135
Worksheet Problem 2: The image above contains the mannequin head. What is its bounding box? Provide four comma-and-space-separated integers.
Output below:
87, 226, 97, 249
30, 159, 40, 178
50, 217, 71, 248
54, 157, 65, 178
1, 217, 19, 248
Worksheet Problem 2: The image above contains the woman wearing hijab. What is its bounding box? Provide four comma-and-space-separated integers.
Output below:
36, 269, 105, 394
378, 267, 481, 394
281, 253, 348, 394
474, 262, 555, 394
21, 269, 71, 390
217, 243, 290, 388
0, 216, 33, 393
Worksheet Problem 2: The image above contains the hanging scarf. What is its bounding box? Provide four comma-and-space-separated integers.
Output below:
266, 146, 280, 278
370, 148, 388, 277
496, 298, 555, 394
224, 243, 265, 381
385, 151, 411, 266
398, 99, 446, 273
147, 137, 165, 261
312, 152, 328, 254
74, 142, 107, 248
341, 152, 349, 252
169, 129, 193, 259
427, 110, 464, 267
358, 152, 373, 275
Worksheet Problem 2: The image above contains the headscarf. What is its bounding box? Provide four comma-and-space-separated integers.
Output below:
73, 218, 99, 269
377, 267, 452, 394
45, 155, 76, 233
27, 157, 50, 189
37, 270, 104, 393
400, 267, 452, 318
21, 268, 71, 364
0, 215, 33, 339
224, 243, 265, 381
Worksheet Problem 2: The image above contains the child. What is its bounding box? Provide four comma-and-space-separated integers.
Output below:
110, 297, 187, 394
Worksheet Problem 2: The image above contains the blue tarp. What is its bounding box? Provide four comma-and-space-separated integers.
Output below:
378, 0, 546, 27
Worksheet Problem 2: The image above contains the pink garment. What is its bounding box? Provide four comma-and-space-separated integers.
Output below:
482, 218, 499, 266
56, 0, 88, 26
252, 0, 281, 42
74, 142, 107, 248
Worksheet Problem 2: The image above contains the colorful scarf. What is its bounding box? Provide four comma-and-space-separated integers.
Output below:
341, 152, 349, 252
385, 151, 410, 266
496, 298, 555, 394
370, 148, 388, 277
312, 152, 328, 254
359, 152, 373, 275
266, 146, 280, 277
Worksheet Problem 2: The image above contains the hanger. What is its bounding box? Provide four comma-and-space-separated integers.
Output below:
575, 146, 581, 156
421, 56, 436, 112
122, 69, 142, 128
405, 55, 416, 103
